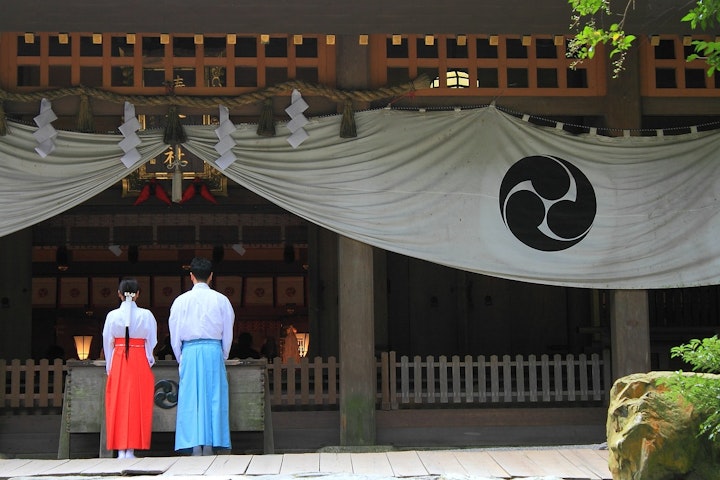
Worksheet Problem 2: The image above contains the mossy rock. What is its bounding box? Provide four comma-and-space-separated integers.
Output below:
607, 371, 720, 480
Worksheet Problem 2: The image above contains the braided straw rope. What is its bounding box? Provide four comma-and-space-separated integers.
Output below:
0, 74, 429, 110
0, 74, 430, 136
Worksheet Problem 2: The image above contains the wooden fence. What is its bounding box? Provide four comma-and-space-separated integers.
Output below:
378, 351, 610, 409
2, 351, 610, 410
0, 358, 66, 409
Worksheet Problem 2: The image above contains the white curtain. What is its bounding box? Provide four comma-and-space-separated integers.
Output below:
0, 121, 167, 235
4, 106, 720, 289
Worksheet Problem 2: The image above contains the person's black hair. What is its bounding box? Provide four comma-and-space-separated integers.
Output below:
189, 257, 213, 281
118, 277, 139, 360
118, 277, 139, 295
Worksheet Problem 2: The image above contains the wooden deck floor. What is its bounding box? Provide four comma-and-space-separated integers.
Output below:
0, 447, 612, 479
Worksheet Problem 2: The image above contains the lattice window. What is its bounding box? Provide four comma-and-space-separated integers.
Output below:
8, 33, 335, 93
641, 35, 720, 96
370, 34, 605, 96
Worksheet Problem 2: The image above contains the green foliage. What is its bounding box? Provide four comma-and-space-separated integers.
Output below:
682, 0, 720, 30
569, 0, 720, 77
568, 0, 610, 17
567, 0, 636, 77
683, 1, 720, 77
662, 336, 720, 443
670, 336, 720, 373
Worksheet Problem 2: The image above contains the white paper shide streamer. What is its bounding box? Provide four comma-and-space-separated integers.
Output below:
285, 89, 309, 148
118, 102, 142, 168
33, 98, 58, 158
214, 105, 237, 170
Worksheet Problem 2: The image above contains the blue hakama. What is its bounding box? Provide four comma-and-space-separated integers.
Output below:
174, 339, 231, 451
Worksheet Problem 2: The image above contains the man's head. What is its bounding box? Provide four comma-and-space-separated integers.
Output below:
189, 257, 213, 282
118, 277, 139, 295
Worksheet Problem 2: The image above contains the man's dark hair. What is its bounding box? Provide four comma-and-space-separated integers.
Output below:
190, 257, 213, 281
118, 277, 139, 294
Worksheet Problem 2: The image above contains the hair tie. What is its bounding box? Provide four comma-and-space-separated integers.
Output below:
124, 292, 136, 301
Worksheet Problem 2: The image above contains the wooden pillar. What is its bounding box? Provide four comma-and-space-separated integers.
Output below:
603, 48, 642, 129
610, 290, 651, 379
335, 34, 375, 446
603, 47, 651, 380
338, 235, 375, 446
0, 228, 33, 360
336, 34, 370, 90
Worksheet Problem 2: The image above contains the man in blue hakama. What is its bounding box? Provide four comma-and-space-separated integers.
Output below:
169, 257, 235, 455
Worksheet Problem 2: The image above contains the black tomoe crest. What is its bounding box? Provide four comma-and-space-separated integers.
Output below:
499, 155, 596, 252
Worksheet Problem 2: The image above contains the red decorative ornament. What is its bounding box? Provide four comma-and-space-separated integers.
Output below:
180, 177, 218, 204
134, 178, 172, 206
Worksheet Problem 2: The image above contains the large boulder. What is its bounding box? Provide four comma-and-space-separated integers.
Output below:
607, 371, 720, 480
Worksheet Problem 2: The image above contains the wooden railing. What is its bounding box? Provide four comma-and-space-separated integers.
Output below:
266, 356, 339, 407
2, 351, 610, 410
1, 358, 66, 409
378, 351, 611, 410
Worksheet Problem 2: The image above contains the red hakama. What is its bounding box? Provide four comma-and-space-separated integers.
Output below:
105, 338, 154, 450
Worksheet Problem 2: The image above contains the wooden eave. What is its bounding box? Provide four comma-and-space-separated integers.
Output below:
0, 0, 694, 35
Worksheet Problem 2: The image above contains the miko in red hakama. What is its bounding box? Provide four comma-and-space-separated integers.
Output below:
105, 338, 155, 450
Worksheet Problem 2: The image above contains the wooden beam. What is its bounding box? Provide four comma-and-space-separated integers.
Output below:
0, 1, 694, 35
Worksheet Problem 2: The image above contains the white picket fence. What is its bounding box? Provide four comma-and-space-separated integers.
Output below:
377, 351, 611, 409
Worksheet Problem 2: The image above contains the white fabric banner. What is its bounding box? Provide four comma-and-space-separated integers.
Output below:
3, 106, 720, 289
0, 121, 167, 235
